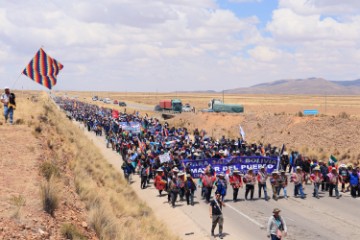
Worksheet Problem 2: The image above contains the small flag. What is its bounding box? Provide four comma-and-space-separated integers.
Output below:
112, 109, 119, 119
328, 155, 338, 166
239, 125, 245, 140
22, 48, 63, 89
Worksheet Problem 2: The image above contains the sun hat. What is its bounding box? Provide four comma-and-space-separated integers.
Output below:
273, 208, 281, 213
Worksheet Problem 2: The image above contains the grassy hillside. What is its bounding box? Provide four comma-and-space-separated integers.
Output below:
3, 92, 178, 240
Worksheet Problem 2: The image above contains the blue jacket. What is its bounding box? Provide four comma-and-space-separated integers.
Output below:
349, 173, 359, 186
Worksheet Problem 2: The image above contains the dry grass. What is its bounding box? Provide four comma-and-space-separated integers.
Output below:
30, 94, 178, 240
61, 223, 86, 240
40, 177, 59, 216
39, 161, 59, 181
9, 194, 26, 219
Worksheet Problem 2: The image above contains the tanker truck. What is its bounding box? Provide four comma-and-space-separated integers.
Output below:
207, 99, 244, 113
154, 99, 183, 113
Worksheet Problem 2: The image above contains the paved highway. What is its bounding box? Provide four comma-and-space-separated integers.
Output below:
75, 120, 360, 240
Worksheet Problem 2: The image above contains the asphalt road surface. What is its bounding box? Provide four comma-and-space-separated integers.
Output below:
74, 120, 360, 240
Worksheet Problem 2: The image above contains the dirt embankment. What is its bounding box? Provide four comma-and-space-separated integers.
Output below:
0, 96, 97, 239
1, 93, 178, 240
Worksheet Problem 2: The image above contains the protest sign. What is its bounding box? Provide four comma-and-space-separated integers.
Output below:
182, 156, 279, 178
159, 152, 171, 163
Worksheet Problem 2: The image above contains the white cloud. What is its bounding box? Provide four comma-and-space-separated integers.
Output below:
248, 46, 280, 61
1, 0, 360, 91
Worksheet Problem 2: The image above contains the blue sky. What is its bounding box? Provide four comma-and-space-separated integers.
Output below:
1, 0, 360, 92
218, 0, 278, 28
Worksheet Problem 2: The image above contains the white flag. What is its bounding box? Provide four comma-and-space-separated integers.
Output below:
239, 125, 245, 140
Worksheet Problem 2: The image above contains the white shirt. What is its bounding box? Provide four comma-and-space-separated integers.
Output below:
1, 93, 9, 106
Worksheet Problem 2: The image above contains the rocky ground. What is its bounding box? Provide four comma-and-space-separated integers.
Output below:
0, 124, 97, 239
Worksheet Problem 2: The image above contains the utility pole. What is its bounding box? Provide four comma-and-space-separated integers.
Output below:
325, 91, 327, 115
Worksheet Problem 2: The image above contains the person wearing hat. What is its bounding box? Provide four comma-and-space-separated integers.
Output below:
310, 166, 323, 199
168, 175, 180, 208
184, 174, 197, 205
277, 170, 288, 199
257, 166, 269, 201
327, 167, 341, 199
177, 171, 186, 201
291, 166, 305, 199
338, 164, 350, 193
229, 169, 243, 202
267, 208, 287, 240
202, 170, 216, 203
0, 86, 16, 124
209, 191, 226, 239
243, 168, 256, 200
214, 173, 227, 201
154, 168, 167, 196
269, 171, 280, 201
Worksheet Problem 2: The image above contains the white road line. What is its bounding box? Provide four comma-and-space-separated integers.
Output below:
226, 204, 265, 229
285, 217, 295, 222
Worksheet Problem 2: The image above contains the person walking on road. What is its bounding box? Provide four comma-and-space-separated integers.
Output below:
267, 208, 287, 240
140, 163, 149, 189
327, 167, 341, 199
185, 174, 197, 205
229, 169, 243, 202
202, 170, 216, 203
257, 166, 269, 201
244, 168, 256, 200
154, 168, 167, 196
169, 176, 180, 208
215, 173, 227, 202
310, 166, 323, 199
269, 171, 280, 201
349, 168, 359, 198
277, 170, 288, 199
209, 191, 225, 239
319, 161, 329, 192
291, 166, 306, 199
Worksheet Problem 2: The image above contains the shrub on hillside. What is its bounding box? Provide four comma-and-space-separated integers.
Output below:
338, 112, 350, 119
90, 207, 118, 239
10, 194, 26, 219
40, 161, 59, 181
40, 178, 59, 216
61, 223, 86, 240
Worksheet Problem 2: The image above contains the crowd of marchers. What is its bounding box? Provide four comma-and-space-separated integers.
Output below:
56, 97, 360, 207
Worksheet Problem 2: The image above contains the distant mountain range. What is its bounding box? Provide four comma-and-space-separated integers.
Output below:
223, 78, 360, 95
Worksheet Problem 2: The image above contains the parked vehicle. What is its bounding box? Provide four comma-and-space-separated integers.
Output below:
103, 98, 112, 104
207, 99, 243, 113
118, 101, 127, 107
113, 100, 118, 105
92, 96, 98, 101
155, 99, 182, 113
182, 105, 192, 112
